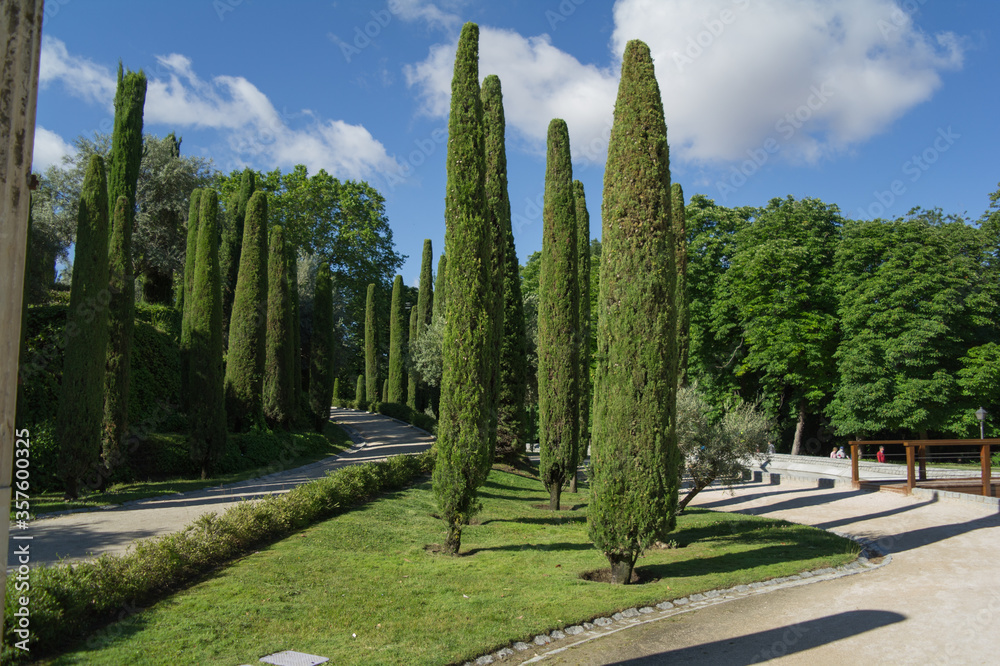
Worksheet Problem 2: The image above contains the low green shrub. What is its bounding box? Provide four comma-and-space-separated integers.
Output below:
2, 451, 435, 662
374, 401, 437, 434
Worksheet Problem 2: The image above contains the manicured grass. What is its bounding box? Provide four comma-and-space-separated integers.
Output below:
48, 467, 859, 665
23, 423, 351, 518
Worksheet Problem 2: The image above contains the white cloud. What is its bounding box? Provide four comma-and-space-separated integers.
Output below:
405, 0, 963, 166
610, 0, 964, 163
389, 0, 464, 32
37, 37, 401, 182
32, 126, 76, 171
405, 27, 619, 163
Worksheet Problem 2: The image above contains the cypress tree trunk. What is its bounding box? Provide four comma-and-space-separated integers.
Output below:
572, 180, 591, 493
221, 168, 255, 351
263, 225, 296, 429
180, 189, 202, 412
103, 65, 146, 486
407, 306, 419, 410
382, 379, 389, 404
310, 262, 335, 430
223, 190, 268, 433
355, 374, 366, 411
414, 239, 434, 409
433, 22, 492, 555
189, 190, 227, 479
57, 156, 111, 499
588, 40, 679, 584
365, 283, 379, 405
483, 76, 528, 463
332, 377, 340, 408
388, 274, 406, 403
672, 182, 689, 388
539, 119, 579, 512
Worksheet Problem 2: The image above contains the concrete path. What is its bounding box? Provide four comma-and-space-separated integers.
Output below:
512, 479, 1000, 665
9, 409, 433, 569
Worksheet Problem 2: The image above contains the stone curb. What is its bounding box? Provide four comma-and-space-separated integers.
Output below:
461, 534, 890, 665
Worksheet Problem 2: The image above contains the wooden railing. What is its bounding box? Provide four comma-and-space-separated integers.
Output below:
849, 439, 999, 496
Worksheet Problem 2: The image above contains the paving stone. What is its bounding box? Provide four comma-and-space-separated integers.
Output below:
655, 601, 675, 611
639, 606, 656, 614
495, 648, 514, 660
734, 585, 751, 593
593, 617, 613, 627
704, 590, 720, 599
565, 625, 585, 635
513, 642, 531, 652
475, 656, 494, 665
622, 607, 641, 618
550, 630, 566, 640
534, 634, 552, 646
799, 571, 814, 578
673, 597, 690, 605
612, 612, 624, 621
582, 622, 595, 630
689, 593, 705, 601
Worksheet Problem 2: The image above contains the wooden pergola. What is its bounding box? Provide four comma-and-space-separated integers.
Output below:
849, 439, 999, 496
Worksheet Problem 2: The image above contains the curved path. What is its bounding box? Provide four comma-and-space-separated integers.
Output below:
8, 409, 433, 569
511, 479, 1000, 665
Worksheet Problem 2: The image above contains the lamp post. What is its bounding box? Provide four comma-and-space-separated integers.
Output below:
975, 407, 987, 439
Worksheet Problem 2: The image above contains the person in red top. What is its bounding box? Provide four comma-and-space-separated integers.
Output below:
876, 445, 886, 463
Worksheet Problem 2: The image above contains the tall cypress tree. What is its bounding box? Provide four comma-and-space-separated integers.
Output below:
310, 262, 335, 430
588, 40, 679, 584
433, 254, 447, 323
332, 377, 341, 408
388, 274, 406, 403
483, 75, 528, 462
223, 190, 268, 433
355, 374, 366, 411
672, 182, 689, 388
412, 240, 434, 409
407, 305, 419, 410
572, 180, 591, 491
538, 119, 579, 511
288, 244, 302, 419
365, 283, 379, 405
57, 156, 111, 499
180, 189, 202, 411
433, 22, 492, 554
221, 168, 256, 350
263, 225, 296, 429
103, 64, 146, 485
430, 253, 448, 416
189, 190, 227, 479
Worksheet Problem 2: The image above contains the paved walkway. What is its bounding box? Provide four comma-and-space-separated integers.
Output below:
9, 409, 433, 569
513, 479, 1000, 665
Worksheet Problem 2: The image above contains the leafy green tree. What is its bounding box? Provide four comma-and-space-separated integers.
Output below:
573, 180, 591, 488
672, 182, 689, 388
57, 156, 111, 499
263, 225, 296, 429
365, 283, 379, 404
103, 65, 146, 486
189, 190, 226, 478
180, 189, 202, 410
676, 385, 772, 511
433, 22, 493, 555
388, 275, 407, 403
310, 262, 335, 429
223, 191, 269, 432
588, 40, 679, 584
829, 211, 988, 439
221, 168, 256, 349
538, 119, 579, 511
720, 196, 841, 454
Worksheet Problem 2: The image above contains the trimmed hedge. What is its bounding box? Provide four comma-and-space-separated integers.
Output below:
2, 451, 435, 662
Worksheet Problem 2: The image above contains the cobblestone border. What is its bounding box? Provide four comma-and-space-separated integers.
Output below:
462, 535, 890, 665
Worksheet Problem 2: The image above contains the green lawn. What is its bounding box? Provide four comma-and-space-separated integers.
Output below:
46, 467, 859, 665
23, 423, 351, 518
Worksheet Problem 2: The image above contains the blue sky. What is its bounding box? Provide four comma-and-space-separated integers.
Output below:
33, 0, 1000, 286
